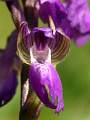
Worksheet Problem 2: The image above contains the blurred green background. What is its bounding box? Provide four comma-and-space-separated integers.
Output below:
0, 1, 90, 120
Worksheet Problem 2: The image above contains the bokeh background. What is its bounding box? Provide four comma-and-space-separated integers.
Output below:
0, 1, 90, 120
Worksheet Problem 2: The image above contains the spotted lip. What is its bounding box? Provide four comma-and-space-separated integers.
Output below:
29, 62, 64, 113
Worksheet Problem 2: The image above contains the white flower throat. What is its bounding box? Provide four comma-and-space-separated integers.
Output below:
30, 43, 51, 64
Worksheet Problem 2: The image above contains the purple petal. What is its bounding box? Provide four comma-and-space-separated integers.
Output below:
61, 0, 90, 46
0, 58, 18, 106
65, 0, 90, 33
75, 34, 90, 47
29, 62, 64, 113
39, 0, 67, 26
31, 27, 54, 50
0, 66, 18, 106
0, 30, 18, 106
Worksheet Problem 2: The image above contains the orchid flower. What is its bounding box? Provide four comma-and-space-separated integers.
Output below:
5, 0, 70, 114
37, 0, 90, 46
17, 26, 70, 113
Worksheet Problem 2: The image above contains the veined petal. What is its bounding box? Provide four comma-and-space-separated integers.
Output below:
17, 31, 30, 65
49, 28, 70, 64
17, 27, 70, 65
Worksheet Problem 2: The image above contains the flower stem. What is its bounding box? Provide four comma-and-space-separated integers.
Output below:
19, 64, 42, 120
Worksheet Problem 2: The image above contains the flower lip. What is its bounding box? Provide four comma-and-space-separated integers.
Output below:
29, 62, 64, 113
